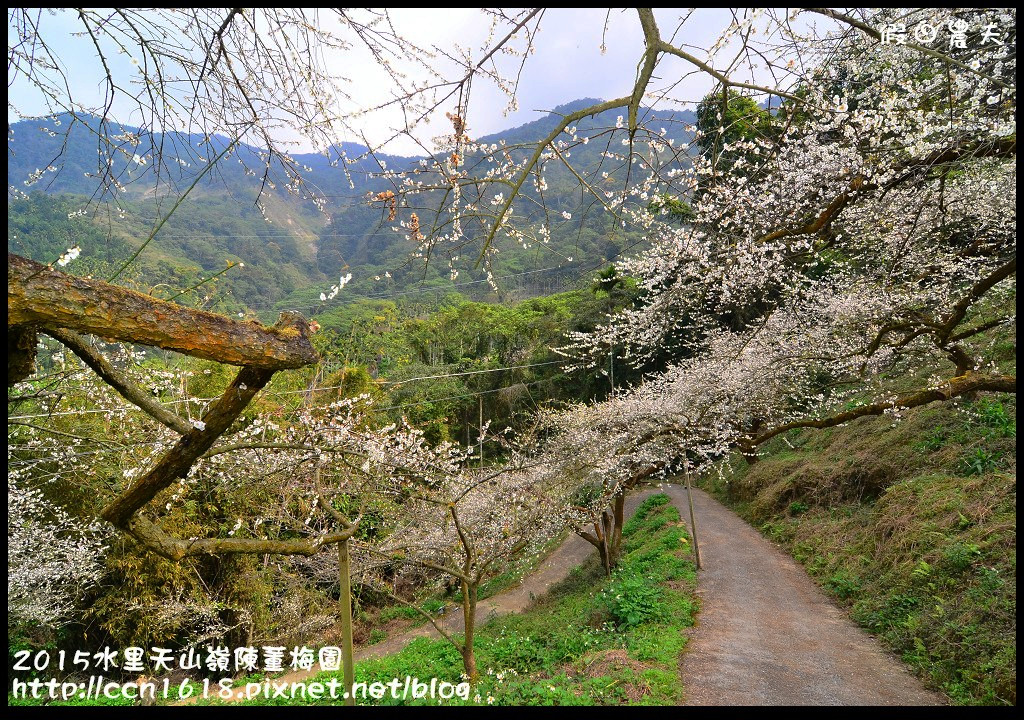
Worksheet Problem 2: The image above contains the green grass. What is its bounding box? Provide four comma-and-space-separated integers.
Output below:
226, 494, 698, 706
11, 498, 695, 707
705, 394, 1016, 706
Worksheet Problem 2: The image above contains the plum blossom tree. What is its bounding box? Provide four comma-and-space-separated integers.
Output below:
7, 4, 1016, 661
353, 448, 566, 680
563, 7, 1015, 410
6, 8, 563, 674
453, 8, 1016, 569
108, 389, 567, 683
7, 480, 107, 628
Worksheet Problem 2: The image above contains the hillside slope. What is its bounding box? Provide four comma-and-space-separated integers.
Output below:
703, 392, 1016, 705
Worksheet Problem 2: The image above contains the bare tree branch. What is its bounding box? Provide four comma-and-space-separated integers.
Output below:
125, 514, 360, 562
752, 373, 1016, 447
41, 327, 192, 435
100, 364, 276, 527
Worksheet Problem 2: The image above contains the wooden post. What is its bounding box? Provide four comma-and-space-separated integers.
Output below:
609, 341, 615, 394
338, 537, 355, 706
684, 469, 702, 570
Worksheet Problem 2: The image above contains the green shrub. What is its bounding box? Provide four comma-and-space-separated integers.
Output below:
958, 448, 1001, 476
972, 399, 1015, 438
825, 571, 861, 599
941, 543, 981, 573
601, 573, 665, 628
378, 605, 421, 622
915, 426, 947, 452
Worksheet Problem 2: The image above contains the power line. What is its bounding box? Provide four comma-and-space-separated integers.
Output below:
379, 360, 563, 385
8, 360, 568, 420
7, 442, 169, 463
9, 380, 552, 461
373, 379, 548, 413
8, 405, 203, 421
9, 379, 555, 429
267, 359, 565, 397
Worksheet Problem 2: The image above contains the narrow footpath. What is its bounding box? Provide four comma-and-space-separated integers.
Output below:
198, 485, 942, 705
667, 484, 943, 706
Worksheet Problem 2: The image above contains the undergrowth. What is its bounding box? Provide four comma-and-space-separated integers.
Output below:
231, 494, 699, 706
8, 496, 696, 707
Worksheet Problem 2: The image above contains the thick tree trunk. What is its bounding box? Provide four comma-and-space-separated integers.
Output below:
578, 497, 627, 576
596, 514, 613, 577
741, 445, 760, 466
609, 492, 625, 568
8, 325, 38, 385
600, 510, 613, 566
945, 346, 977, 403
597, 539, 612, 577
742, 417, 764, 465
6, 253, 347, 585
577, 523, 612, 576
8, 253, 317, 372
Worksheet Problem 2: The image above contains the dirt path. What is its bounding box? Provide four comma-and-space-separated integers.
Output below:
210, 491, 656, 701
668, 484, 943, 706
362, 491, 653, 659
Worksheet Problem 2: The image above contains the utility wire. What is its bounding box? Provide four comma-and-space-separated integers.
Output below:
8, 359, 567, 420
8, 379, 551, 463
377, 360, 563, 386
351, 379, 550, 414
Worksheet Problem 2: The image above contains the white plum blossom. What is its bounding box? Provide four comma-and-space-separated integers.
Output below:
8, 480, 107, 627
56, 246, 81, 267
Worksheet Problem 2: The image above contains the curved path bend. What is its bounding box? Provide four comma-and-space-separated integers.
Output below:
197, 486, 941, 705
348, 489, 657, 662
666, 484, 943, 706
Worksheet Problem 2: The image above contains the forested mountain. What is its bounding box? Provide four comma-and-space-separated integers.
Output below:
8, 101, 696, 317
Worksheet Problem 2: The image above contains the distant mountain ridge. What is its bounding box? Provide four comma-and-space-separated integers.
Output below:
9, 98, 696, 196
8, 100, 696, 315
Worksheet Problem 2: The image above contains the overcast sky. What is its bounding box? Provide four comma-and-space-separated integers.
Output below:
8, 9, 826, 156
